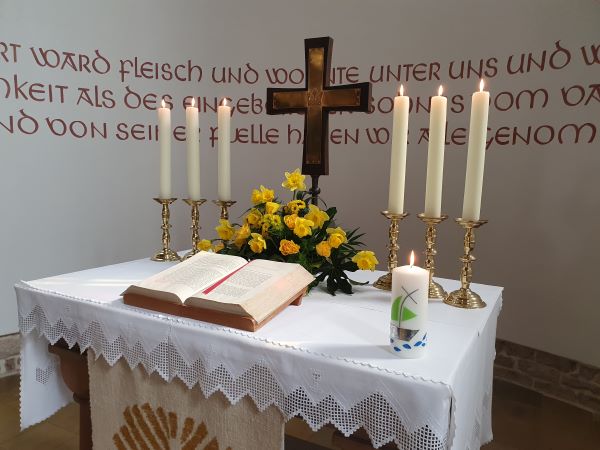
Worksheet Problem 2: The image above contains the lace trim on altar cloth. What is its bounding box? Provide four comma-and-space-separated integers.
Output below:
19, 304, 447, 450
15, 281, 451, 387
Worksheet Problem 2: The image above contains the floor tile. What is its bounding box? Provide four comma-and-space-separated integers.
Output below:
1, 421, 77, 450
0, 400, 21, 443
46, 402, 78, 433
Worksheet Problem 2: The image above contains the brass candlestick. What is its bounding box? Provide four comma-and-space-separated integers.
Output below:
373, 211, 409, 291
445, 218, 488, 309
182, 198, 207, 260
213, 200, 237, 220
151, 198, 181, 262
417, 213, 448, 300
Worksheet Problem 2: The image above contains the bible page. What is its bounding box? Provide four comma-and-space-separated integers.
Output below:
199, 259, 296, 306
129, 251, 247, 302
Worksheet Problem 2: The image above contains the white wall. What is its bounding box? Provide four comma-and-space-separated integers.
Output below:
1, 0, 599, 366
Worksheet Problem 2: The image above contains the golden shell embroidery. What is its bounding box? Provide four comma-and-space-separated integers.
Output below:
113, 403, 231, 450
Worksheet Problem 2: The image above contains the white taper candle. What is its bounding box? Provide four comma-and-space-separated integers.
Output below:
462, 80, 490, 221
217, 98, 231, 201
186, 97, 201, 200
424, 86, 447, 218
388, 85, 410, 214
157, 99, 172, 199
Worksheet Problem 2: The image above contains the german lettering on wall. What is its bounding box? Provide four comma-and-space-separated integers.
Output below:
0, 40, 598, 148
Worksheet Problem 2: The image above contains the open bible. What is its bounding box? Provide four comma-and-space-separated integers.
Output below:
122, 251, 314, 331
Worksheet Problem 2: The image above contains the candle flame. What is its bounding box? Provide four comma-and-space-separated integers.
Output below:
399, 84, 404, 96
220, 98, 228, 107
479, 79, 484, 92
161, 99, 166, 108
191, 97, 195, 107
438, 85, 443, 96
410, 250, 415, 268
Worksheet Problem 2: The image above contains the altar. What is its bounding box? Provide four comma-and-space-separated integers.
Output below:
16, 256, 502, 449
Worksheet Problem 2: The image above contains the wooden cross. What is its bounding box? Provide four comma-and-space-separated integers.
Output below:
266, 37, 371, 204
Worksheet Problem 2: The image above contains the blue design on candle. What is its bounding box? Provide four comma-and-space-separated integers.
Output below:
402, 344, 411, 349
393, 346, 402, 352
414, 341, 422, 347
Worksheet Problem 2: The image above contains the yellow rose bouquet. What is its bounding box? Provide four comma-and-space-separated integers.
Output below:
207, 169, 378, 295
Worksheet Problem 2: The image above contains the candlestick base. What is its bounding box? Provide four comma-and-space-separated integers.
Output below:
373, 211, 409, 291
444, 218, 488, 309
373, 272, 392, 290
444, 287, 486, 309
182, 198, 207, 261
151, 198, 181, 263
151, 248, 182, 262
212, 200, 237, 221
429, 280, 448, 300
417, 213, 448, 300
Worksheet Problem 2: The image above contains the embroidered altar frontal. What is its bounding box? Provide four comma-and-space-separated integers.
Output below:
88, 352, 284, 450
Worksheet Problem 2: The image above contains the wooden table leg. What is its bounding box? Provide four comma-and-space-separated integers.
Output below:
48, 340, 92, 450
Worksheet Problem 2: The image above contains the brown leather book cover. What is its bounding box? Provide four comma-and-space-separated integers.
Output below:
123, 288, 305, 332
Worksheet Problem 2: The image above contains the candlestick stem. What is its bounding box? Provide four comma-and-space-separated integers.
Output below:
213, 200, 237, 221
151, 198, 181, 262
182, 199, 207, 260
445, 218, 488, 308
417, 213, 448, 299
373, 211, 409, 291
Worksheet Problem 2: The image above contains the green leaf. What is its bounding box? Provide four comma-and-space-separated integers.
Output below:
326, 276, 338, 295
338, 278, 353, 294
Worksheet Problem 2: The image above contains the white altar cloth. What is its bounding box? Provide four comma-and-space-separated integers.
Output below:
16, 256, 502, 450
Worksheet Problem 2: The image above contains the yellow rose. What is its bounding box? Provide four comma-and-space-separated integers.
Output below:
215, 219, 235, 241
196, 239, 212, 252
265, 201, 280, 215
212, 242, 225, 253
315, 241, 331, 258
293, 217, 314, 238
326, 227, 347, 249
282, 168, 306, 192
279, 239, 300, 256
305, 204, 330, 229
286, 199, 306, 215
250, 185, 275, 205
245, 209, 263, 227
352, 250, 379, 271
248, 233, 267, 253
283, 214, 297, 229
